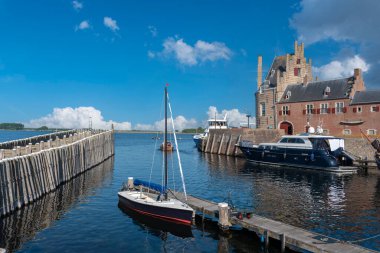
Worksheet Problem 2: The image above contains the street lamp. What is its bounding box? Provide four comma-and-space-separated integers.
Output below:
246, 114, 251, 129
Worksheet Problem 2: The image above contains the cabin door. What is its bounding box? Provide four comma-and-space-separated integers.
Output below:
279, 121, 293, 135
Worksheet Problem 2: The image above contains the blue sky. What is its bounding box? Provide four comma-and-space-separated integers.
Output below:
0, 0, 378, 130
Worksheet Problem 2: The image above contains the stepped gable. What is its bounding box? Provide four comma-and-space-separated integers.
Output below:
278, 76, 354, 103
351, 90, 380, 105
265, 55, 286, 87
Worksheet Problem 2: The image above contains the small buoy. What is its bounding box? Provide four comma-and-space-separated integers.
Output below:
246, 213, 251, 219
238, 212, 243, 220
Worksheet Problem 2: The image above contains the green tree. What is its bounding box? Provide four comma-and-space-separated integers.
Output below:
0, 123, 24, 130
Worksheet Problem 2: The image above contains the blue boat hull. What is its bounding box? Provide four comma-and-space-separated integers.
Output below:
238, 145, 345, 171
193, 137, 204, 150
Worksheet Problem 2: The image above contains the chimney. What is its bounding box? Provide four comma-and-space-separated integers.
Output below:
353, 68, 365, 92
303, 74, 308, 86
300, 42, 304, 57
294, 41, 298, 54
257, 55, 262, 89
354, 68, 362, 80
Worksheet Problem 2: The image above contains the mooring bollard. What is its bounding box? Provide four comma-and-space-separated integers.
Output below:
264, 230, 269, 248
16, 146, 21, 156
218, 202, 230, 231
127, 177, 134, 189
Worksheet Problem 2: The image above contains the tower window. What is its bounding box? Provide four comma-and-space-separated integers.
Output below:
294, 68, 301, 76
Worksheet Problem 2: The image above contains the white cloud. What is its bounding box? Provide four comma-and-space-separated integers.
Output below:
290, 0, 380, 84
104, 17, 119, 32
313, 55, 370, 80
75, 20, 90, 31
147, 50, 155, 58
148, 25, 158, 37
206, 106, 254, 128
72, 1, 83, 11
27, 107, 131, 130
134, 116, 197, 132
156, 37, 232, 66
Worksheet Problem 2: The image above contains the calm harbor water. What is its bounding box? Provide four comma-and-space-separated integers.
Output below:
0, 131, 380, 252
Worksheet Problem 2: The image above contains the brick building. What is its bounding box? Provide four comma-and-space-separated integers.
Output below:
255, 41, 380, 137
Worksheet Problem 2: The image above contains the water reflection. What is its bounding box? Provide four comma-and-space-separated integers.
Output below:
201, 152, 380, 248
0, 157, 114, 252
118, 203, 193, 238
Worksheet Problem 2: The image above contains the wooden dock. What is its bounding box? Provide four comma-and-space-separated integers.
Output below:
168, 191, 377, 253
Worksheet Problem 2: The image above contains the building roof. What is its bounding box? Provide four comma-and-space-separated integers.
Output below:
265, 55, 286, 87
351, 90, 380, 105
278, 76, 354, 103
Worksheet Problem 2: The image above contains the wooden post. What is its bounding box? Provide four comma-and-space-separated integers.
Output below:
218, 134, 225, 155
218, 202, 230, 231
205, 135, 211, 153
12, 148, 17, 157
226, 135, 232, 156
280, 233, 286, 253
234, 135, 241, 156
210, 134, 216, 153
127, 177, 134, 189
40, 141, 44, 150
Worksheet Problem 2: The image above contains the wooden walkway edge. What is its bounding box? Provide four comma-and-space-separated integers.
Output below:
170, 191, 377, 253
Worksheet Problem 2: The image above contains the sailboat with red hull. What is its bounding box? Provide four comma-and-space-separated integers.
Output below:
118, 86, 194, 225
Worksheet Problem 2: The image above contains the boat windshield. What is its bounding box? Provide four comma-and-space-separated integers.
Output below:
208, 121, 227, 127
309, 138, 330, 151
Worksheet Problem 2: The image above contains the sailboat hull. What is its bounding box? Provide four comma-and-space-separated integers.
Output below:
118, 191, 194, 225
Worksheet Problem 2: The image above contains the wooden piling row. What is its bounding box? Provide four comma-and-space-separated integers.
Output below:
0, 130, 79, 150
202, 133, 243, 157
0, 157, 114, 252
0, 130, 114, 217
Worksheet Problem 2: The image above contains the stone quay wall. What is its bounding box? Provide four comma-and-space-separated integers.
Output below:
344, 138, 378, 160
199, 128, 284, 157
0, 130, 114, 217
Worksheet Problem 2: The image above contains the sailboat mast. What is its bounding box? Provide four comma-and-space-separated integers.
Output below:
164, 86, 168, 200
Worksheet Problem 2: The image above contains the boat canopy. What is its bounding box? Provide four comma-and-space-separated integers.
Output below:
134, 179, 167, 194
327, 138, 345, 151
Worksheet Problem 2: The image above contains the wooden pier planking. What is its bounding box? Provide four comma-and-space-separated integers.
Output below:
168, 191, 376, 253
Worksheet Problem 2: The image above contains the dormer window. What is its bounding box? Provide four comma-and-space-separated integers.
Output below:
324, 86, 331, 96
285, 91, 291, 100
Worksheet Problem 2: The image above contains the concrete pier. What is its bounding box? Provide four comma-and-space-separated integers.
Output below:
0, 129, 114, 217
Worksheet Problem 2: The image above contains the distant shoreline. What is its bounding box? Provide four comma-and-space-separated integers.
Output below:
114, 130, 194, 134
0, 129, 197, 134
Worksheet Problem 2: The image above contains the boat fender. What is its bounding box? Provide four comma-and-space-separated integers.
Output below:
261, 151, 265, 158
283, 153, 286, 159
238, 212, 243, 220
311, 153, 315, 161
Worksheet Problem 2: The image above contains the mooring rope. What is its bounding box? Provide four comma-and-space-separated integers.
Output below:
347, 233, 380, 243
